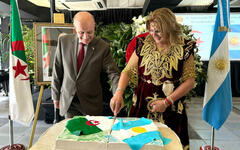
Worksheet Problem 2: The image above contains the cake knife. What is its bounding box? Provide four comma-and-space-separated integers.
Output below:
107, 115, 117, 143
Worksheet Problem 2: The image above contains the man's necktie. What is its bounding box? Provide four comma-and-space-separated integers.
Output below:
77, 43, 85, 72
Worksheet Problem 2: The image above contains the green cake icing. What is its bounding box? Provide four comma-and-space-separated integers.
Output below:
57, 128, 108, 142
57, 116, 109, 142
66, 116, 102, 136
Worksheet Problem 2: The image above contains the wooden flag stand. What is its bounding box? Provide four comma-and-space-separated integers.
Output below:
200, 127, 221, 150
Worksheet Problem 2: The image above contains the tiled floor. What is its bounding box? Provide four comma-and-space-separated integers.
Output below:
0, 92, 240, 150
187, 97, 240, 150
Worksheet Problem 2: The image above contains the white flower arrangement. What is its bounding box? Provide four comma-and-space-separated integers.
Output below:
131, 15, 147, 36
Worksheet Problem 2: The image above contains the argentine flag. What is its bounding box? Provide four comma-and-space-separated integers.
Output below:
203, 0, 232, 130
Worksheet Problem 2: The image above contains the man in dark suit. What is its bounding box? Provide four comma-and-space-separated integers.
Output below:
51, 12, 120, 118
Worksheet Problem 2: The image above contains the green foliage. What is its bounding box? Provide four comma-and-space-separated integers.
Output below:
22, 25, 34, 79
1, 25, 34, 82
96, 22, 133, 70
1, 33, 10, 63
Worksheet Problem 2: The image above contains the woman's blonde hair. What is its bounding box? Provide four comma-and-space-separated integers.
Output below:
146, 8, 182, 44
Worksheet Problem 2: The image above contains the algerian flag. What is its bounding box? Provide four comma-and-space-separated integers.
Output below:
9, 0, 34, 126
42, 27, 51, 81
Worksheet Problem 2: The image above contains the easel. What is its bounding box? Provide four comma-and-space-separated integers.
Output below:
28, 11, 65, 149
28, 85, 44, 148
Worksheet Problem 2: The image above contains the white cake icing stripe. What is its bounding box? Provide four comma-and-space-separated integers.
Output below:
85, 115, 113, 131
110, 121, 159, 142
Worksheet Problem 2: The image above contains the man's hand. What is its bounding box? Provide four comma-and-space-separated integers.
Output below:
54, 100, 60, 109
110, 92, 124, 116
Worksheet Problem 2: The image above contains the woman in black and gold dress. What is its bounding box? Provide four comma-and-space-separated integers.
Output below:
110, 8, 196, 150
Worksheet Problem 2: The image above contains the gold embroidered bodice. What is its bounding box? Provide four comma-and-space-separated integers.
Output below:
140, 35, 185, 86
122, 34, 196, 87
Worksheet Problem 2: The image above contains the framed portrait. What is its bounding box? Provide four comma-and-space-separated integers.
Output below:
34, 22, 74, 85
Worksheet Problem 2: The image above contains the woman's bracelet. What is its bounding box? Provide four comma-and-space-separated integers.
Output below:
167, 96, 174, 104
115, 88, 124, 95
165, 97, 173, 106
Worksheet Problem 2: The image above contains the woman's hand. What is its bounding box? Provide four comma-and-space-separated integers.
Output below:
149, 99, 168, 112
110, 91, 124, 116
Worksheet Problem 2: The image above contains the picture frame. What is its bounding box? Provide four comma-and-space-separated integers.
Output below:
33, 22, 74, 85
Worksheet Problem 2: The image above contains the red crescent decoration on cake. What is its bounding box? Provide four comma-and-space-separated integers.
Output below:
86, 120, 100, 126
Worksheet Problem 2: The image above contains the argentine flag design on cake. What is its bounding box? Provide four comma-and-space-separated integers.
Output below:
110, 117, 171, 150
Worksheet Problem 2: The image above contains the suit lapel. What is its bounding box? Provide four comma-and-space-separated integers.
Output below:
72, 35, 79, 77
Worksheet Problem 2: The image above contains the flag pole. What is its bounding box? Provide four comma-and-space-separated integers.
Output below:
28, 85, 44, 148
200, 127, 220, 150
8, 115, 13, 147
211, 127, 215, 150
0, 116, 25, 150
8, 10, 14, 146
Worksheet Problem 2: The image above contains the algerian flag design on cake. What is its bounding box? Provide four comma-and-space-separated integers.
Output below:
110, 117, 171, 150
85, 115, 114, 132
58, 116, 113, 142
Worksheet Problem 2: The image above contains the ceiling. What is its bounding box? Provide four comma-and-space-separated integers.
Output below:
0, 0, 239, 22
0, 0, 51, 21
26, 0, 240, 11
